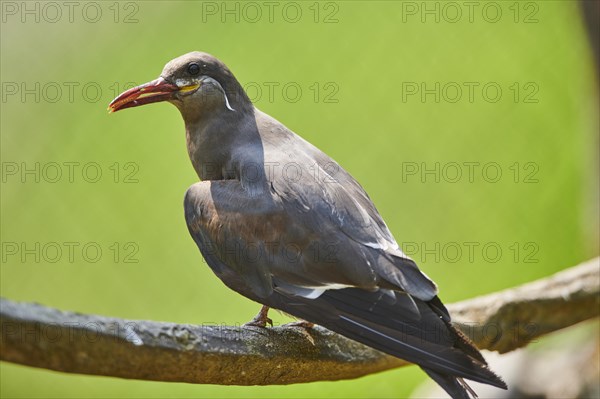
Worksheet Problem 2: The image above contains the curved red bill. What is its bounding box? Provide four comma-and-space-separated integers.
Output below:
108, 77, 179, 113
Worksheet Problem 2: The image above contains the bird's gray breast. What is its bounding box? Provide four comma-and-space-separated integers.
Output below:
183, 180, 281, 300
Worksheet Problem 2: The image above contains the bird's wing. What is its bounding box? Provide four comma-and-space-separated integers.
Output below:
184, 178, 396, 301
185, 112, 438, 303
257, 114, 438, 301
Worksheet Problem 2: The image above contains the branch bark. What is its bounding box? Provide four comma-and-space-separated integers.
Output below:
1, 258, 598, 385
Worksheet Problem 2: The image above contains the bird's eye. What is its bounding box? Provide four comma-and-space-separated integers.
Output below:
187, 63, 200, 75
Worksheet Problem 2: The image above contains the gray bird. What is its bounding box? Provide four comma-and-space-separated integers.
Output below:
109, 52, 506, 398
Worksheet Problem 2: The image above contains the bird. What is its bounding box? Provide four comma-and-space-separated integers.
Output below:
108, 51, 507, 398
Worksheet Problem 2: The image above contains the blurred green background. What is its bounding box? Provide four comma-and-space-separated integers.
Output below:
1, 1, 598, 398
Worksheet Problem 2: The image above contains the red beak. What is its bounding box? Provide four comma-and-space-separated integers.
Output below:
108, 77, 179, 113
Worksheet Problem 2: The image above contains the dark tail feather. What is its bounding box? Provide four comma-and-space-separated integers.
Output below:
422, 367, 478, 399
268, 288, 507, 394
428, 296, 488, 365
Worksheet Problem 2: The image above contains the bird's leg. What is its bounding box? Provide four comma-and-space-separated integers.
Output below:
243, 305, 273, 328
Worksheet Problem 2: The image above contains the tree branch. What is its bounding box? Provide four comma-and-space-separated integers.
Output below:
1, 258, 598, 385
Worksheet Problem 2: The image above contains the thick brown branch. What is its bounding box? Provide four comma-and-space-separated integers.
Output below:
1, 258, 598, 385
450, 257, 600, 353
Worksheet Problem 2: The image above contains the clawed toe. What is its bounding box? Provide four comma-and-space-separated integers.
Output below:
285, 320, 316, 345
243, 305, 272, 328
284, 320, 315, 329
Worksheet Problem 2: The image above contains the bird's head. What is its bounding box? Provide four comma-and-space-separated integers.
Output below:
108, 52, 250, 120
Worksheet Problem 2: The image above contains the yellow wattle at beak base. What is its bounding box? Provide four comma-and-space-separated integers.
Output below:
179, 82, 201, 93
